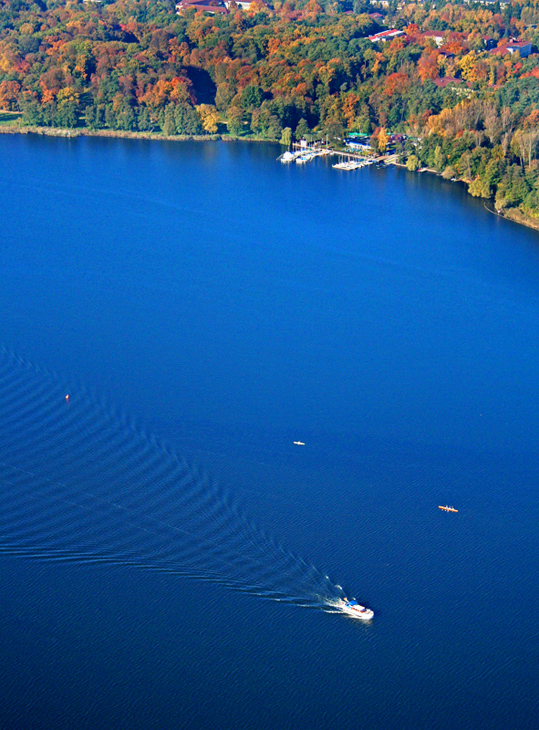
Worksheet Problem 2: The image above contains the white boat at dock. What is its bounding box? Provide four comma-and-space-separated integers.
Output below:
280, 147, 329, 164
280, 146, 378, 169
296, 151, 317, 164
280, 150, 297, 163
332, 160, 355, 170
332, 158, 373, 170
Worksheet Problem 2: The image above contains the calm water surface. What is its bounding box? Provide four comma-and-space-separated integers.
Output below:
0, 135, 538, 729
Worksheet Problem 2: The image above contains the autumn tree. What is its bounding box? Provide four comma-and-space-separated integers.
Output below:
378, 127, 388, 153
196, 103, 220, 134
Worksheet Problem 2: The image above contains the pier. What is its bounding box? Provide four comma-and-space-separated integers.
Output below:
278, 142, 397, 168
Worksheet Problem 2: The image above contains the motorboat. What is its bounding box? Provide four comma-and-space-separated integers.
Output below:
340, 598, 374, 620
280, 151, 296, 163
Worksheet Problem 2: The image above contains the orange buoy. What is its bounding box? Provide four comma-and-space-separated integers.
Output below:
65, 394, 69, 401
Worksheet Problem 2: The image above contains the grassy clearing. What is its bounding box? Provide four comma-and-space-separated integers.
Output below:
0, 111, 21, 126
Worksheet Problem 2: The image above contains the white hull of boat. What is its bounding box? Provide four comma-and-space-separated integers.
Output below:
339, 600, 374, 620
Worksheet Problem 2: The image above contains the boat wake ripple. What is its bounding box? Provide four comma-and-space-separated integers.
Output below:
0, 349, 345, 614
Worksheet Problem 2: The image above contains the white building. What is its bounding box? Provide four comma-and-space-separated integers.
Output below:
224, 0, 260, 7
368, 29, 405, 42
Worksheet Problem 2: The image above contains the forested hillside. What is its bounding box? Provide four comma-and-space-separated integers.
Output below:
1, 0, 539, 223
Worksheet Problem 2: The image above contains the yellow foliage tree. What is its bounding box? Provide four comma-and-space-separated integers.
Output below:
426, 107, 454, 137
458, 51, 480, 83
342, 93, 360, 129
74, 55, 88, 80
196, 104, 220, 133
56, 86, 79, 106
378, 127, 388, 153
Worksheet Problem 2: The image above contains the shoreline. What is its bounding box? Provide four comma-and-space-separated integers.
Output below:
393, 160, 539, 234
0, 123, 269, 144
0, 123, 220, 142
2, 123, 538, 234
497, 207, 539, 232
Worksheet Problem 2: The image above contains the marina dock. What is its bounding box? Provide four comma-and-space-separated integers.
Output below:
278, 143, 396, 169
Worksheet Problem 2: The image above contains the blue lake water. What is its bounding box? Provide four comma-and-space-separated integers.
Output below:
0, 134, 538, 729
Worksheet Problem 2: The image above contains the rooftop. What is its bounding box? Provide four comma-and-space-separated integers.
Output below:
176, 0, 229, 12
368, 29, 405, 42
433, 77, 462, 88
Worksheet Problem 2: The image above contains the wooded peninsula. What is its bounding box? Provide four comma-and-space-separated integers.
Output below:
1, 0, 539, 226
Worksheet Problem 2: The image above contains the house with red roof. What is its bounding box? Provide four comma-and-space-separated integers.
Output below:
176, 0, 229, 13
368, 29, 405, 43
422, 30, 445, 47
224, 0, 266, 8
433, 77, 462, 89
491, 39, 532, 57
